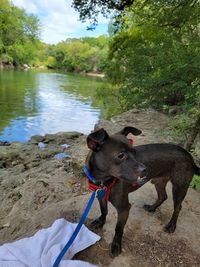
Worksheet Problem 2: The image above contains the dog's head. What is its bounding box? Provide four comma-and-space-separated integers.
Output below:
86, 126, 146, 184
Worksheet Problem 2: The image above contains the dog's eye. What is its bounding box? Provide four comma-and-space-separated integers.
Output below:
117, 152, 126, 160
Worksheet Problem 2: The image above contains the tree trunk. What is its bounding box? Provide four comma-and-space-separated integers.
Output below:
184, 115, 200, 151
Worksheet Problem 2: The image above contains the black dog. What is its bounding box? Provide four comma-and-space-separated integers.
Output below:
85, 126, 200, 257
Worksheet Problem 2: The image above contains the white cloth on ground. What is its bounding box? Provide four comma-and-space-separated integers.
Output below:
0, 218, 100, 267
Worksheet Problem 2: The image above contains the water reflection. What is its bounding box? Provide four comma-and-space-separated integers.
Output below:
0, 71, 101, 142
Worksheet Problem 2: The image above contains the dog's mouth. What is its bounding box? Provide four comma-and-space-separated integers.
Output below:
119, 175, 148, 185
137, 175, 147, 185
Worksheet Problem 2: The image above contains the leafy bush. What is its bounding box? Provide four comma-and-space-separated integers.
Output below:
191, 175, 200, 191
46, 56, 56, 69
96, 83, 122, 118
170, 114, 195, 144
0, 53, 13, 64
106, 0, 200, 111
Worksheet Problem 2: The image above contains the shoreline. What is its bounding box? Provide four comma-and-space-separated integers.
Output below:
0, 63, 105, 78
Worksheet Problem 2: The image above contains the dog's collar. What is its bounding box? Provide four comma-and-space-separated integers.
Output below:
83, 164, 144, 200
84, 164, 118, 201
83, 164, 115, 186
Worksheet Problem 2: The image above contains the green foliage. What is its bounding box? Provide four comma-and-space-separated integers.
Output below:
31, 42, 49, 67
0, 53, 13, 64
96, 83, 122, 118
0, 0, 40, 66
108, 32, 199, 109
46, 56, 57, 69
91, 0, 200, 163
106, 0, 200, 111
64, 41, 97, 72
43, 36, 109, 73
191, 175, 200, 191
7, 43, 36, 65
72, 0, 134, 28
170, 114, 194, 143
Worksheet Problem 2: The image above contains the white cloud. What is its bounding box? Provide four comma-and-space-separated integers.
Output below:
12, 0, 39, 14
11, 0, 108, 44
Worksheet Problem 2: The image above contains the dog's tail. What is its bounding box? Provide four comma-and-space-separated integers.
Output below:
194, 164, 200, 176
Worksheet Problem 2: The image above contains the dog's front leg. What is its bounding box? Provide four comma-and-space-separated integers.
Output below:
110, 199, 131, 257
91, 198, 108, 229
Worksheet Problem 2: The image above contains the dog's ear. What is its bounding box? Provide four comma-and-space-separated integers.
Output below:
87, 128, 109, 152
118, 126, 142, 136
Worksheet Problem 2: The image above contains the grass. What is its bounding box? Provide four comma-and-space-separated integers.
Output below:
191, 175, 200, 191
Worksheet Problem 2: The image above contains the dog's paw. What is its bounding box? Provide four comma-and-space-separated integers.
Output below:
110, 242, 121, 257
90, 217, 105, 229
143, 204, 156, 212
164, 221, 176, 233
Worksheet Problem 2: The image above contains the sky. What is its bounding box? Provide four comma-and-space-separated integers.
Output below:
12, 0, 109, 44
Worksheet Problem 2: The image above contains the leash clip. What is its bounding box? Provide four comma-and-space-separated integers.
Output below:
96, 186, 106, 200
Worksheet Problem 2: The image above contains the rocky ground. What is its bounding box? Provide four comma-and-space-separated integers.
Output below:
0, 109, 200, 266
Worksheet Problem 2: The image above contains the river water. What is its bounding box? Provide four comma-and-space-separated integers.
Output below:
0, 70, 103, 142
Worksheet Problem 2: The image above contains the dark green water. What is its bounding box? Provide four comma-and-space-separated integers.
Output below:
0, 70, 103, 142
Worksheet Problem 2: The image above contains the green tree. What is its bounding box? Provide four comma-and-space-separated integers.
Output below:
0, 0, 40, 65
96, 0, 200, 150
43, 36, 109, 73
72, 0, 134, 28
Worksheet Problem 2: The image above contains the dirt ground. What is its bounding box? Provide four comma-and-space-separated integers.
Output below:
0, 109, 200, 266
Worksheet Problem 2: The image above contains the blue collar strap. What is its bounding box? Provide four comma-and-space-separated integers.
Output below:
83, 164, 96, 183
84, 164, 115, 187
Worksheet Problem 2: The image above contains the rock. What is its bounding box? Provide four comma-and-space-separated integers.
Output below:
0, 141, 10, 146
23, 64, 30, 69
29, 132, 83, 145
43, 132, 83, 143
29, 135, 45, 144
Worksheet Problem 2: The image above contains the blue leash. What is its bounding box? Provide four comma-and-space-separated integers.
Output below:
52, 191, 96, 267
52, 166, 99, 267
